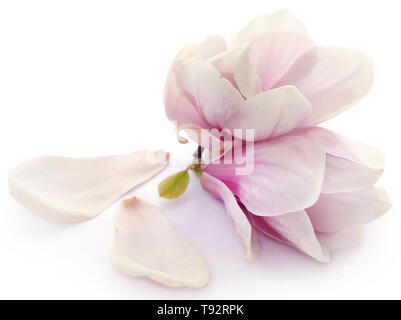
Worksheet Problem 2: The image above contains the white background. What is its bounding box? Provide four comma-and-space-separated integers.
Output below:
1, 0, 400, 299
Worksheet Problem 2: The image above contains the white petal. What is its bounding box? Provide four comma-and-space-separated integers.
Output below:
275, 46, 374, 124
316, 228, 363, 250
164, 35, 228, 128
294, 126, 385, 170
231, 9, 309, 47
322, 154, 383, 193
164, 69, 209, 128
111, 197, 210, 287
249, 33, 314, 91
306, 187, 391, 232
176, 35, 227, 60
173, 57, 244, 128
233, 45, 263, 98
222, 85, 311, 142
209, 44, 262, 98
9, 150, 169, 221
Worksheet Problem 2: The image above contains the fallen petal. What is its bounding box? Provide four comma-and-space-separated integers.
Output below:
9, 150, 169, 221
111, 197, 209, 288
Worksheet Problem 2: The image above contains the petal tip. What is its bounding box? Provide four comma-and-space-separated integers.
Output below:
111, 197, 210, 288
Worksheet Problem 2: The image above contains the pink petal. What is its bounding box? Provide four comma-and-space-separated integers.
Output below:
275, 47, 374, 125
111, 197, 210, 287
249, 210, 329, 262
294, 126, 385, 193
9, 151, 169, 221
173, 57, 244, 128
221, 85, 311, 142
164, 35, 227, 127
164, 70, 209, 127
322, 154, 383, 193
200, 172, 261, 261
204, 135, 325, 216
231, 9, 309, 47
306, 187, 391, 233
209, 44, 262, 98
294, 126, 385, 169
249, 33, 314, 91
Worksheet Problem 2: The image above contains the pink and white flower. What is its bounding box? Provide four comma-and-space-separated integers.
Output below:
164, 9, 391, 262
7, 10, 392, 288
165, 9, 374, 135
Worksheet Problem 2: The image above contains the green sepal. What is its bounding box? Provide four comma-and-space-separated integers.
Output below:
158, 170, 190, 199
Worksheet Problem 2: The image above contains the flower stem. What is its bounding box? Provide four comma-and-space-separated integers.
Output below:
193, 146, 204, 162
189, 146, 205, 177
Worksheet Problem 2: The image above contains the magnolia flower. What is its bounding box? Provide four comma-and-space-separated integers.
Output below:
165, 9, 373, 138
7, 9, 391, 289
164, 10, 391, 261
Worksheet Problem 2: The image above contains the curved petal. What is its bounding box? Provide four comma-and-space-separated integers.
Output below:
173, 57, 244, 128
316, 227, 362, 250
306, 187, 391, 233
8, 150, 169, 222
205, 135, 326, 216
208, 46, 242, 90
221, 85, 311, 142
294, 126, 385, 169
294, 126, 385, 193
164, 69, 209, 127
176, 35, 227, 61
231, 9, 309, 47
209, 44, 262, 98
111, 197, 209, 288
233, 45, 263, 98
200, 172, 261, 261
164, 35, 227, 127
275, 46, 374, 124
249, 33, 314, 91
249, 210, 329, 262
322, 154, 383, 193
